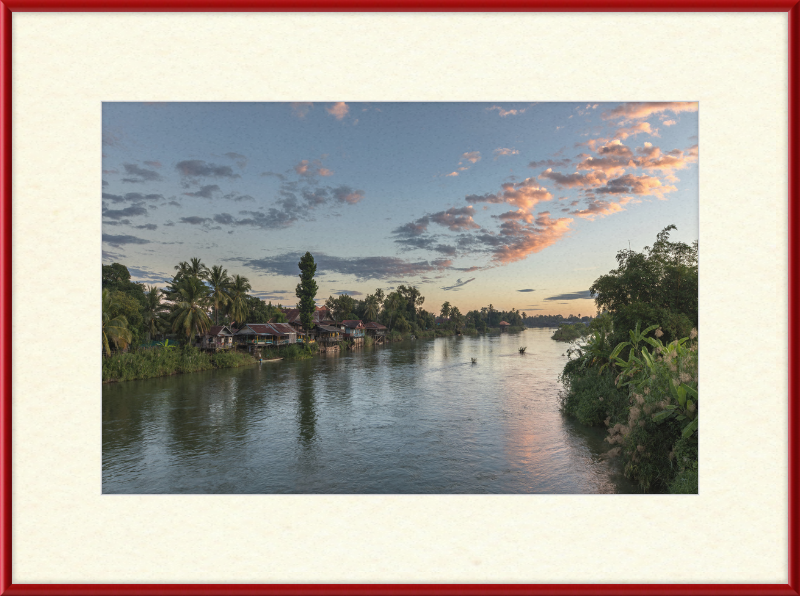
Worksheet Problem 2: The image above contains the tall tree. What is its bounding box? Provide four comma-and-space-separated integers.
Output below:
226, 274, 252, 327
102, 288, 133, 356
440, 301, 451, 319
171, 276, 212, 339
364, 294, 380, 322
296, 252, 318, 332
143, 285, 167, 340
205, 265, 231, 325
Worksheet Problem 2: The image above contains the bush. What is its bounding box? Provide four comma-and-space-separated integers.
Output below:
559, 368, 628, 426
552, 323, 589, 342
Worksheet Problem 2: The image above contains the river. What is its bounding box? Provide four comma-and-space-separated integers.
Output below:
102, 329, 637, 493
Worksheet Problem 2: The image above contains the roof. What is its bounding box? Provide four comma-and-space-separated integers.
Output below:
499, 321, 511, 326
283, 308, 334, 324
341, 320, 364, 329
205, 325, 232, 336
316, 325, 341, 333
364, 322, 387, 330
238, 323, 278, 336
268, 322, 296, 335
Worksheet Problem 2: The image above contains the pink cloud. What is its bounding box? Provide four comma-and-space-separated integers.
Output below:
491, 213, 573, 264
487, 105, 526, 117
291, 102, 313, 118
326, 102, 349, 120
603, 101, 698, 122
461, 151, 482, 164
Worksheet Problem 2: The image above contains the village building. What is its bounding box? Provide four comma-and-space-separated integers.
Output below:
499, 321, 511, 332
282, 306, 336, 335
198, 325, 234, 350
364, 321, 388, 344
234, 323, 279, 353
341, 320, 365, 345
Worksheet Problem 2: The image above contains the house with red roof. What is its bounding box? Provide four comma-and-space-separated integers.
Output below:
198, 325, 234, 350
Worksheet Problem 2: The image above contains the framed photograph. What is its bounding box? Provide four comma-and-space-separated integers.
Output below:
2, 2, 797, 594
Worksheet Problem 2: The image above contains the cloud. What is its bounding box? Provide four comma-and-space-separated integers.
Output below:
528, 158, 572, 169
260, 171, 286, 181
494, 148, 519, 158
102, 180, 109, 187
461, 151, 481, 164
429, 206, 479, 231
538, 168, 608, 189
393, 217, 429, 237
446, 171, 459, 177
121, 163, 163, 183
222, 192, 256, 202
183, 184, 221, 199
334, 290, 364, 296
634, 143, 698, 174
291, 102, 313, 118
102, 129, 123, 147
441, 277, 475, 291
603, 102, 698, 122
517, 289, 535, 292
102, 204, 148, 219
239, 252, 453, 281
468, 177, 554, 210
134, 223, 158, 230
103, 192, 164, 204
594, 174, 676, 199
332, 186, 364, 204
613, 122, 655, 141
102, 249, 124, 261
224, 152, 248, 169
662, 119, 677, 126
570, 196, 637, 221
544, 290, 593, 301
176, 160, 240, 179
179, 216, 212, 225
326, 102, 349, 120
102, 233, 150, 246
489, 212, 573, 264
294, 159, 334, 178
487, 105, 526, 117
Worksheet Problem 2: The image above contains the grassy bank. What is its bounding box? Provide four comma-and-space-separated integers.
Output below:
103, 346, 256, 383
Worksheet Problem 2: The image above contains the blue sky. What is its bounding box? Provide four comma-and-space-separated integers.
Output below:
102, 102, 698, 316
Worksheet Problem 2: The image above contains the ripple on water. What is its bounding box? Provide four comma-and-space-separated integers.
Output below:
103, 330, 638, 494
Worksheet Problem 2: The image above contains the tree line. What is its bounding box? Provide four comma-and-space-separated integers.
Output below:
102, 250, 536, 356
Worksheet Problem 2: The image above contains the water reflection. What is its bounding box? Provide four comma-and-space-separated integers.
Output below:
103, 330, 638, 494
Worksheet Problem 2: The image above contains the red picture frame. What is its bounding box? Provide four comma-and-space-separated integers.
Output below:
1, 3, 797, 595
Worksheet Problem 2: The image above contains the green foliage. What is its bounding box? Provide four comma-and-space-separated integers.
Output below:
102, 345, 254, 383
102, 288, 134, 356
551, 323, 589, 342
281, 343, 318, 360
559, 368, 629, 426
226, 274, 252, 327
170, 275, 212, 338
296, 252, 318, 331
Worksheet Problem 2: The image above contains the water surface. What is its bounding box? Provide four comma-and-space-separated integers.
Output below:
103, 329, 637, 493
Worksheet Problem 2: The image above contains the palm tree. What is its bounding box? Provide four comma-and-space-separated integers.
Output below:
189, 257, 208, 279
226, 274, 252, 327
205, 265, 231, 325
450, 306, 463, 330
364, 294, 380, 322
102, 288, 133, 356
383, 292, 405, 330
171, 276, 212, 339
143, 285, 167, 340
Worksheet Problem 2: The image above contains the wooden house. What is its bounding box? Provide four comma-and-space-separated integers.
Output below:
283, 306, 336, 333
198, 325, 234, 350
499, 321, 511, 332
266, 322, 298, 346
341, 320, 365, 344
364, 322, 388, 344
234, 323, 279, 352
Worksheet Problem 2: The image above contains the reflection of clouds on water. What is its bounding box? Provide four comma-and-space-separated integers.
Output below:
103, 330, 638, 494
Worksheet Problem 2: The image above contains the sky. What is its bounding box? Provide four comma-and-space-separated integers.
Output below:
102, 102, 698, 317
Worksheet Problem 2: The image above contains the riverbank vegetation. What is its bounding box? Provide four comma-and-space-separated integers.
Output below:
558, 226, 698, 493
103, 345, 255, 383
551, 323, 590, 342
